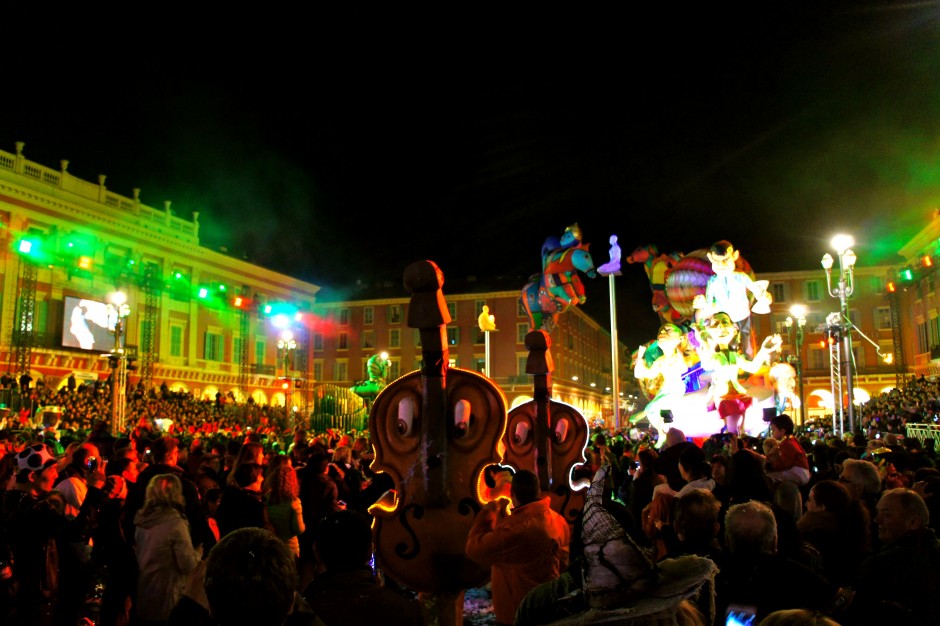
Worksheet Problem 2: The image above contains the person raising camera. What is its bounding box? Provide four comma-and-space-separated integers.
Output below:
54, 442, 109, 518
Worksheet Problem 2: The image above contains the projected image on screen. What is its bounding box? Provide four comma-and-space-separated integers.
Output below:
62, 296, 118, 351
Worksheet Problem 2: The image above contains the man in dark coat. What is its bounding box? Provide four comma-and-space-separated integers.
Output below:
847, 488, 940, 625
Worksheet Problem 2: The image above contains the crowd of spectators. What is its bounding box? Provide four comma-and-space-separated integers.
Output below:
0, 380, 415, 626
2, 374, 940, 624
579, 404, 940, 625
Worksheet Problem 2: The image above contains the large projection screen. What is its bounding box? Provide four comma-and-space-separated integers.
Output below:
62, 296, 119, 351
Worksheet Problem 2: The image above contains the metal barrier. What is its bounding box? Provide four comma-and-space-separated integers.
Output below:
905, 424, 940, 443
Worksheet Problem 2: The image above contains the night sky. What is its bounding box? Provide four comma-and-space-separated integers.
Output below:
2, 3, 939, 347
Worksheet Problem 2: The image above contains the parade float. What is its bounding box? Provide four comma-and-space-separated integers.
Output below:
627, 240, 784, 443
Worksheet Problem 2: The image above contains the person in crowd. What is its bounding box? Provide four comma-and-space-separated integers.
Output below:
91, 457, 137, 626
465, 469, 571, 626
351, 435, 374, 477
797, 480, 870, 587
54, 441, 103, 518
913, 472, 940, 534
303, 510, 426, 625
224, 441, 264, 487
654, 428, 695, 496
846, 488, 940, 625
726, 447, 773, 508
169, 527, 325, 626
715, 501, 843, 624
773, 479, 803, 525
264, 462, 305, 559
710, 453, 732, 510
125, 436, 215, 551
669, 487, 723, 563
2, 443, 109, 625
85, 420, 116, 459
295, 451, 346, 586
839, 458, 883, 550
215, 462, 270, 539
676, 444, 715, 497
622, 447, 662, 532
765, 414, 811, 487
328, 445, 366, 505
134, 473, 203, 625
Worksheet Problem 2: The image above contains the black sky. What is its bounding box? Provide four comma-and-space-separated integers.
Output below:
2, 2, 940, 346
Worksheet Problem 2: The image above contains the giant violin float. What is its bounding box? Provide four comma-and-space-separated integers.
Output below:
369, 261, 508, 619
502, 330, 589, 525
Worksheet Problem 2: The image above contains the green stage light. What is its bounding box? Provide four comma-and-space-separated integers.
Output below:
198, 287, 209, 299
15, 234, 54, 264
899, 266, 914, 282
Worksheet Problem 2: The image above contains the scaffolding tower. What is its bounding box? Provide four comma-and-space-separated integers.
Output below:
12, 259, 38, 377
827, 314, 845, 436
139, 262, 161, 389
888, 287, 906, 389
237, 288, 250, 401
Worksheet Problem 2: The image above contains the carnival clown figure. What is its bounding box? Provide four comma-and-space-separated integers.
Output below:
693, 240, 772, 358
769, 361, 801, 417
633, 323, 702, 446
699, 312, 781, 436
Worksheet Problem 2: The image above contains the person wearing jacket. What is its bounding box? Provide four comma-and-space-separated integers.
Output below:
125, 437, 215, 552
465, 470, 571, 626
1, 443, 113, 626
134, 473, 203, 625
766, 414, 811, 486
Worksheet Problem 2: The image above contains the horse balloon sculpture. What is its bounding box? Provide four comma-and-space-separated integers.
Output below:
522, 225, 597, 332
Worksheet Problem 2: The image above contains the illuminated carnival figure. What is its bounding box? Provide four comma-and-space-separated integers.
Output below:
626, 244, 684, 324
350, 352, 391, 403
633, 323, 702, 447
768, 361, 801, 417
692, 240, 771, 357
698, 312, 781, 436
522, 226, 596, 332
477, 305, 497, 332
597, 234, 622, 274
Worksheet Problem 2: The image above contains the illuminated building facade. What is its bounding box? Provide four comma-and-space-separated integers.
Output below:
751, 264, 897, 422
0, 143, 318, 407
0, 144, 631, 427
311, 284, 636, 429
890, 211, 940, 381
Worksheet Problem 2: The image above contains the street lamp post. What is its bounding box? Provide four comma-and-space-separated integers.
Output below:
785, 304, 807, 425
598, 234, 622, 429
278, 330, 297, 422
107, 291, 131, 437
822, 234, 857, 433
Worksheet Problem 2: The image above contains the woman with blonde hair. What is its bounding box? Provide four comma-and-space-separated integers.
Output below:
264, 462, 305, 558
134, 473, 202, 625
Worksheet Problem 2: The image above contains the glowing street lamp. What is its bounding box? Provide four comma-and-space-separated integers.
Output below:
785, 304, 807, 425
822, 234, 857, 434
